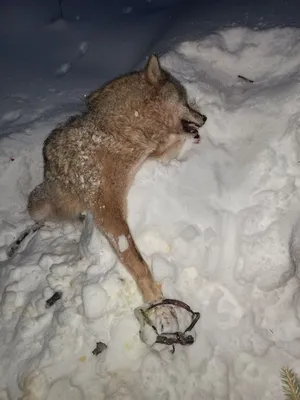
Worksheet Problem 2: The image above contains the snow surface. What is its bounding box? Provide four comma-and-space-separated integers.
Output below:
2, 0, 300, 399
117, 236, 129, 253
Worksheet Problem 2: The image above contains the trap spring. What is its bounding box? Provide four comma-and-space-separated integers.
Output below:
144, 298, 200, 352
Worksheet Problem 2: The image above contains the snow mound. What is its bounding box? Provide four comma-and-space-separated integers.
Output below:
1, 25, 300, 399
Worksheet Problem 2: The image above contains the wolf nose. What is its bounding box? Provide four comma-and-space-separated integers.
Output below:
202, 115, 207, 123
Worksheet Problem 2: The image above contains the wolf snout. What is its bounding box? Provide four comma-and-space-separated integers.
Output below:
181, 115, 207, 133
181, 113, 207, 133
197, 114, 207, 126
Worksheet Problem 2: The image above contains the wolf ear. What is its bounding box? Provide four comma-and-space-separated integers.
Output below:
145, 54, 166, 85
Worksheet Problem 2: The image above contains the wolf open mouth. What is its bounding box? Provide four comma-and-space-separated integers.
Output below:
181, 120, 201, 143
181, 119, 200, 134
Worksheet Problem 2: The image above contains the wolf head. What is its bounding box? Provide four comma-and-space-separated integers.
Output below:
86, 54, 207, 147
143, 54, 207, 132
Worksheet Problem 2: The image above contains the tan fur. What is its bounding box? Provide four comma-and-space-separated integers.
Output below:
28, 55, 206, 303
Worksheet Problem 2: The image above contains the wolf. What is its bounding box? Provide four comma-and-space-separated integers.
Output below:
27, 55, 206, 332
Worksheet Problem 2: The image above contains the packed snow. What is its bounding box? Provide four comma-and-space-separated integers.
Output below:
1, 0, 300, 399
117, 236, 129, 253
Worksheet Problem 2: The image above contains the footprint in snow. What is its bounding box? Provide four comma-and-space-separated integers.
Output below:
78, 41, 89, 57
55, 62, 72, 77
1, 110, 22, 124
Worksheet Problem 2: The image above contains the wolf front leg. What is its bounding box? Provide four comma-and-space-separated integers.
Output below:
92, 197, 184, 342
92, 201, 162, 303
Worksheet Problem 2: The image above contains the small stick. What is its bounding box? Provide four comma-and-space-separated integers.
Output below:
58, 0, 64, 19
45, 291, 62, 308
92, 342, 107, 355
6, 221, 44, 258
238, 75, 254, 84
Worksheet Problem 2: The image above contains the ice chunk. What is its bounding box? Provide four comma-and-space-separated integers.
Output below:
82, 284, 108, 319
21, 370, 49, 400
179, 225, 201, 242
1, 290, 17, 319
151, 254, 175, 281
106, 317, 146, 371
204, 227, 217, 243
136, 230, 170, 256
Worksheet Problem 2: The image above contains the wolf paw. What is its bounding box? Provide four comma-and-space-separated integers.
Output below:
135, 299, 200, 349
147, 304, 179, 334
135, 303, 179, 347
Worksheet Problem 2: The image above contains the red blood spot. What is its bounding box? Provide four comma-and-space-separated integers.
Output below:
10, 157, 15, 161
193, 134, 200, 144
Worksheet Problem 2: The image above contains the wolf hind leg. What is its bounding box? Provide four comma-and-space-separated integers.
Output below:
27, 182, 54, 222
28, 182, 84, 222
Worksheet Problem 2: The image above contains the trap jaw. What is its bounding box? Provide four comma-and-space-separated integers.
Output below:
135, 298, 200, 353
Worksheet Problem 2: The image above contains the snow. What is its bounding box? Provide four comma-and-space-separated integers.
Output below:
82, 284, 109, 319
117, 235, 129, 253
1, 0, 300, 399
